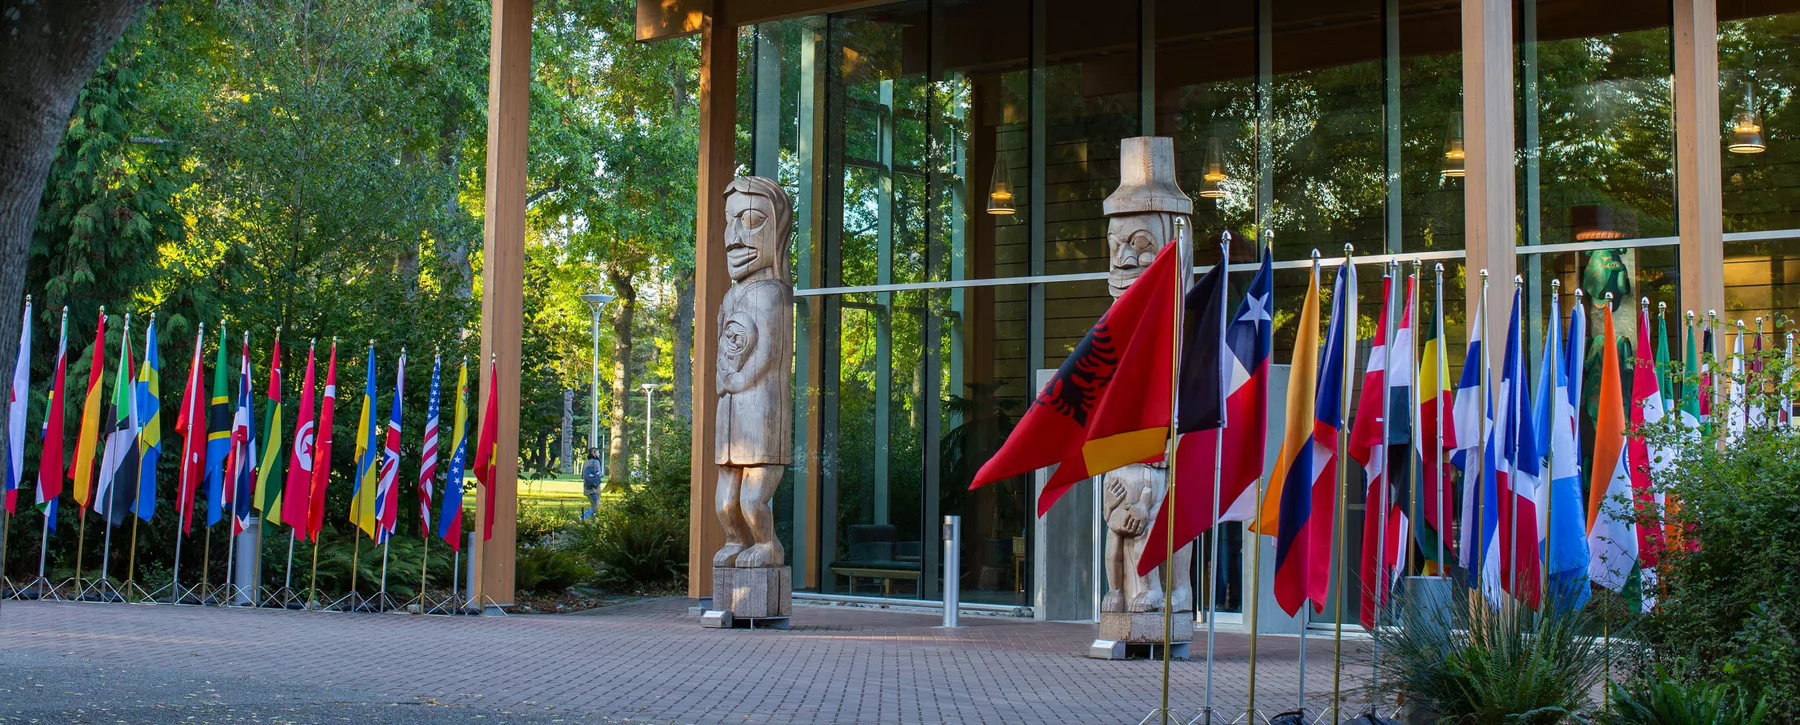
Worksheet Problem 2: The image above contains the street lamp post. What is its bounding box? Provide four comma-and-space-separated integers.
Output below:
580, 292, 614, 471
641, 383, 656, 472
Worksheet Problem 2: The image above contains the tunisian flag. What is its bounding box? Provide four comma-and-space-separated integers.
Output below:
1139, 252, 1270, 576
970, 241, 1186, 515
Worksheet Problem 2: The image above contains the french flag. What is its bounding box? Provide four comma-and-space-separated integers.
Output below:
1139, 253, 1273, 577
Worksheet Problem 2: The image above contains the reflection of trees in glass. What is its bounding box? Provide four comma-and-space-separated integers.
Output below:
1721, 12, 1800, 231
1532, 29, 1675, 242
1268, 62, 1386, 256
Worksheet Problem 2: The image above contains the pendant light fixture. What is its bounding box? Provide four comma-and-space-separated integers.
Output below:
1441, 116, 1466, 178
1572, 205, 1624, 242
987, 149, 1016, 215
1729, 80, 1767, 154
1199, 137, 1227, 199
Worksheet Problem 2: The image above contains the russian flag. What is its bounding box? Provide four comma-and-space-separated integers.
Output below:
1140, 252, 1273, 577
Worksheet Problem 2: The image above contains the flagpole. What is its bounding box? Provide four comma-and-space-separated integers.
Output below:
1297, 249, 1321, 720
1331, 244, 1354, 725
170, 517, 185, 604
1434, 264, 1448, 578
281, 530, 295, 606
33, 504, 50, 597
450, 547, 461, 614
419, 530, 430, 614
379, 538, 390, 611
349, 533, 361, 610
1245, 235, 1281, 724
1407, 260, 1423, 584
307, 533, 321, 608
74, 508, 87, 599
1371, 261, 1398, 718
98, 515, 112, 599
1157, 216, 1191, 725
1545, 279, 1561, 605
126, 515, 139, 600
1508, 276, 1526, 611
1202, 230, 1231, 725
201, 523, 212, 603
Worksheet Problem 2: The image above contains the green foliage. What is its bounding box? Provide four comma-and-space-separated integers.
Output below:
514, 546, 593, 595
1370, 587, 1613, 724
1641, 419, 1800, 717
564, 510, 685, 590
516, 500, 580, 549
1600, 671, 1770, 725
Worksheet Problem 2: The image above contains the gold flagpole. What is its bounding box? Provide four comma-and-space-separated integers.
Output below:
73, 510, 87, 598
307, 534, 321, 608
1331, 244, 1354, 725
1158, 217, 1191, 725
1244, 234, 1276, 724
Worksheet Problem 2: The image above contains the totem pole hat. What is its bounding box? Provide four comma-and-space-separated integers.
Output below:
1103, 136, 1193, 217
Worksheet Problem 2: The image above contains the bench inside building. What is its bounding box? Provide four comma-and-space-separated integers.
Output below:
829, 525, 923, 597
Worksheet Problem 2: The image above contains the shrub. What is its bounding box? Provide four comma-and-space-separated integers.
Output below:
1599, 670, 1770, 725
566, 509, 686, 590
1642, 424, 1800, 717
514, 546, 593, 594
1370, 586, 1612, 724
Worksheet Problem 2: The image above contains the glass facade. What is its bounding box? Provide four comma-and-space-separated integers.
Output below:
720, 0, 1783, 625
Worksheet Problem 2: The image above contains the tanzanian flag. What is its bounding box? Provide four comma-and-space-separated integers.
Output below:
204, 323, 232, 527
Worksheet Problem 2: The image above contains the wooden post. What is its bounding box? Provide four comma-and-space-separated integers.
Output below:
1462, 0, 1517, 340
1675, 0, 1725, 317
689, 4, 737, 599
477, 0, 532, 607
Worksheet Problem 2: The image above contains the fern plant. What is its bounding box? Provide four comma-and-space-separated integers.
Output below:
1599, 672, 1770, 725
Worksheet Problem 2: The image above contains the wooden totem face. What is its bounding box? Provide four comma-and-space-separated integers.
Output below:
1107, 212, 1176, 299
725, 190, 779, 284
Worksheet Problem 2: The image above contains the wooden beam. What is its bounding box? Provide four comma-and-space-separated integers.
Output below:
1462, 0, 1516, 344
1675, 0, 1725, 318
637, 0, 710, 42
477, 0, 532, 607
688, 6, 736, 599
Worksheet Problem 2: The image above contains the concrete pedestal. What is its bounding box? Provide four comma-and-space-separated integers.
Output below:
1090, 610, 1194, 660
703, 566, 791, 629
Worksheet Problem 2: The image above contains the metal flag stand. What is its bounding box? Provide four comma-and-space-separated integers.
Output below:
1189, 231, 1233, 725
16, 506, 59, 601
263, 530, 302, 608
1235, 235, 1280, 725
79, 518, 126, 602
330, 533, 364, 612
1138, 218, 1196, 725
370, 538, 398, 612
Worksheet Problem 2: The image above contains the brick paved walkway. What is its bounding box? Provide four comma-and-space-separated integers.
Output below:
0, 599, 1374, 723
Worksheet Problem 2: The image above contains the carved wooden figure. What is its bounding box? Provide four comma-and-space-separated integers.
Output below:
712, 176, 794, 570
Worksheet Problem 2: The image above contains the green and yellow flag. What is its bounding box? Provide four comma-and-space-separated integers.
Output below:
349, 342, 382, 539
254, 333, 286, 527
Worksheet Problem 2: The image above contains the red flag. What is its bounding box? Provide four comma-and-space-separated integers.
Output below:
281, 343, 317, 535
307, 343, 339, 541
970, 242, 1184, 515
174, 325, 208, 536
36, 310, 71, 513
472, 356, 500, 541
70, 311, 106, 512
1356, 276, 1413, 628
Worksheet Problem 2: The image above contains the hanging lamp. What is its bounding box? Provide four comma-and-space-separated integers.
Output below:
1729, 80, 1767, 154
1199, 137, 1228, 199
1441, 117, 1467, 178
987, 149, 1016, 215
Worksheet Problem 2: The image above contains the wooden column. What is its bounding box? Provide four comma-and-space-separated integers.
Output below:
689, 7, 736, 599
1462, 0, 1517, 344
1675, 0, 1725, 317
477, 0, 532, 607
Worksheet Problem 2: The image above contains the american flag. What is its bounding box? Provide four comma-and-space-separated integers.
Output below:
417, 355, 442, 538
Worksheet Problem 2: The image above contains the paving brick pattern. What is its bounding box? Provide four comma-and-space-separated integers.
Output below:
1, 599, 1374, 724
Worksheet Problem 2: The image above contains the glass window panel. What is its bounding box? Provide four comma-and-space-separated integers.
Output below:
1721, 2, 1800, 232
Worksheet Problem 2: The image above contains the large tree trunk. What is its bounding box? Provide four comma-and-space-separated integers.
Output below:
605, 268, 637, 490
0, 0, 152, 494
672, 273, 694, 422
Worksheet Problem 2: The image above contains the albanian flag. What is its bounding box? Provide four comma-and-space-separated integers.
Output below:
971, 240, 1185, 515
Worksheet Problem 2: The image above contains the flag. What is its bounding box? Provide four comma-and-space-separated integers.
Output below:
132, 316, 161, 522
253, 334, 285, 527
438, 359, 470, 550
1725, 324, 1745, 443
473, 356, 500, 541
174, 325, 208, 536
36, 310, 70, 529
306, 343, 339, 541
1657, 307, 1674, 416
418, 355, 443, 538
5, 298, 31, 515
1080, 238, 1199, 480
350, 344, 381, 539
1256, 257, 1346, 616
204, 323, 231, 527
375, 352, 405, 542
1454, 292, 1497, 606
1417, 276, 1458, 567
1352, 274, 1410, 627
96, 317, 139, 527
281, 343, 318, 535
1140, 252, 1272, 576
1627, 301, 1671, 611
1535, 291, 1589, 610
70, 310, 106, 513
1679, 315, 1701, 431
1588, 301, 1638, 595
1492, 287, 1542, 610
226, 334, 257, 535
970, 242, 1187, 512
1783, 334, 1794, 428
1701, 322, 1715, 437
1747, 321, 1766, 429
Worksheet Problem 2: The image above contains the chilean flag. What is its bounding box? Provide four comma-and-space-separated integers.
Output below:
1139, 252, 1272, 577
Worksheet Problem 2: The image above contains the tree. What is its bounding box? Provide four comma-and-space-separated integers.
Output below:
0, 0, 155, 482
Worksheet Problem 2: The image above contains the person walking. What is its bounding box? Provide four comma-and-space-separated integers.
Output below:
581, 448, 604, 519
